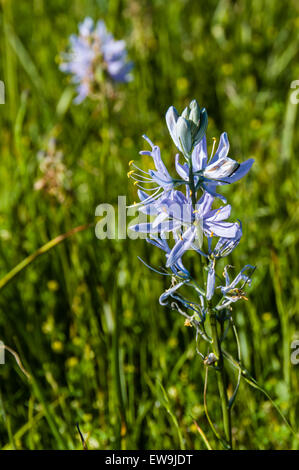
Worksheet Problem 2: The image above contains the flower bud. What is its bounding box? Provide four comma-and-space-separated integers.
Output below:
176, 117, 192, 156
166, 100, 208, 157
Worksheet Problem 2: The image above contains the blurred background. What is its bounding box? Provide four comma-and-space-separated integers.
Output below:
0, 0, 298, 450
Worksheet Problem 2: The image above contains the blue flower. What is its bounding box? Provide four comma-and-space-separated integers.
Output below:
165, 192, 239, 267
158, 276, 206, 321
205, 223, 243, 300
211, 222, 242, 258
127, 135, 185, 206
130, 190, 240, 268
60, 17, 133, 103
159, 280, 189, 306
190, 133, 254, 201
145, 236, 190, 277
128, 99, 255, 321
206, 259, 216, 301
216, 265, 255, 310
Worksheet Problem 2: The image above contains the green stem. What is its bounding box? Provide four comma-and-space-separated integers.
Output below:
208, 303, 232, 449
0, 223, 93, 291
188, 159, 197, 207
186, 148, 232, 447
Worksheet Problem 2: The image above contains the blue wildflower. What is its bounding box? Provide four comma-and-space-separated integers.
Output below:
130, 189, 239, 268
127, 135, 188, 208
211, 221, 242, 258
60, 17, 133, 103
128, 100, 256, 434
216, 265, 255, 310
164, 192, 239, 267
145, 236, 190, 278
191, 133, 254, 201
128, 99, 255, 348
205, 222, 243, 300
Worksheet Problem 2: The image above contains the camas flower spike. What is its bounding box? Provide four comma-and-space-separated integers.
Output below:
128, 99, 255, 449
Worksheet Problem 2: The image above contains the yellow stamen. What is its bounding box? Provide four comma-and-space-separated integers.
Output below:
184, 319, 192, 327
210, 232, 214, 237
134, 181, 138, 186
211, 137, 217, 158
128, 160, 134, 166
127, 170, 134, 177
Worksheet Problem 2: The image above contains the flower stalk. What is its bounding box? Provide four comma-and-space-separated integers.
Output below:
207, 301, 232, 449
128, 99, 255, 449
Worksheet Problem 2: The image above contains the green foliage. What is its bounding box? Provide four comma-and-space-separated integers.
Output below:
0, 0, 298, 450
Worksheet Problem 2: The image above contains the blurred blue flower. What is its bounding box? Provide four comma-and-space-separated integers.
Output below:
60, 17, 133, 103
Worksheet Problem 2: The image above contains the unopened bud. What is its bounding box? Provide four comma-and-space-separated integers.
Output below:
204, 353, 217, 365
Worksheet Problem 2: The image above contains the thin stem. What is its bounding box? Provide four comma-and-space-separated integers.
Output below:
207, 302, 232, 449
193, 418, 213, 450
228, 317, 242, 410
203, 365, 229, 448
188, 159, 197, 207
0, 223, 93, 291
223, 349, 297, 437
188, 160, 206, 282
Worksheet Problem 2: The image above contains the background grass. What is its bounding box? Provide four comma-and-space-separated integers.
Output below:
0, 0, 298, 450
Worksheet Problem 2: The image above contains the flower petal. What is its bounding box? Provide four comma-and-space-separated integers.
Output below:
210, 132, 230, 164
159, 281, 186, 305
175, 154, 189, 180
166, 226, 196, 267
205, 220, 239, 238
196, 192, 214, 217
219, 159, 254, 184
192, 136, 208, 171
206, 262, 215, 300
206, 204, 231, 222
176, 117, 192, 155
223, 264, 255, 291
203, 157, 240, 180
129, 220, 180, 233
166, 106, 180, 148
